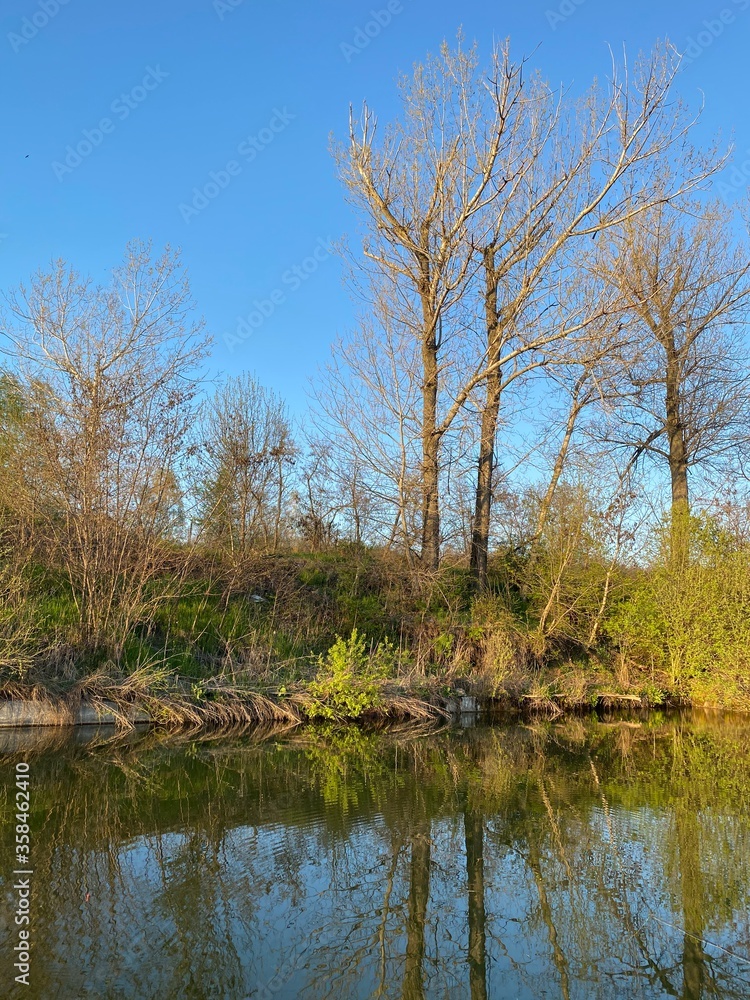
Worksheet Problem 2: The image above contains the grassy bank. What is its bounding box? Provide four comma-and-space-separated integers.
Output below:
3, 523, 750, 727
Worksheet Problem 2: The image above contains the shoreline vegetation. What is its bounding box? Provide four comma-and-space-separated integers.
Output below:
0, 686, 684, 733
3, 41, 750, 726
0, 677, 651, 732
2, 543, 750, 730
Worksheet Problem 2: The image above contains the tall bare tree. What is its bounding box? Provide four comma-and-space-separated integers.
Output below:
467, 45, 721, 588
337, 41, 529, 570
336, 38, 718, 578
596, 195, 750, 520
1, 242, 209, 653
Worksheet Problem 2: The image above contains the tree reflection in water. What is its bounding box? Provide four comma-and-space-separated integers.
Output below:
1, 714, 749, 999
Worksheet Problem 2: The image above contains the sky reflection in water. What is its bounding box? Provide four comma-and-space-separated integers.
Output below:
1, 714, 749, 999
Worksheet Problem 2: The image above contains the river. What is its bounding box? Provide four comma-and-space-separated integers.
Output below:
1, 713, 749, 998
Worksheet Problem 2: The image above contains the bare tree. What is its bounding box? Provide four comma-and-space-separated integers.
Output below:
194, 374, 295, 560
291, 439, 341, 552
596, 195, 750, 520
1, 242, 209, 654
525, 299, 634, 557
337, 41, 527, 570
0, 372, 32, 538
336, 37, 718, 579
314, 296, 424, 562
467, 44, 721, 589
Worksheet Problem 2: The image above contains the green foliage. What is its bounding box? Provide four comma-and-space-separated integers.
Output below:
606, 513, 750, 704
6, 518, 750, 713
308, 628, 396, 720
298, 568, 329, 587
640, 680, 666, 706
519, 484, 627, 655
432, 632, 454, 658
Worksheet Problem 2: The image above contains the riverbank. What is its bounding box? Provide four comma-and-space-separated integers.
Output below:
4, 544, 750, 726
0, 669, 697, 731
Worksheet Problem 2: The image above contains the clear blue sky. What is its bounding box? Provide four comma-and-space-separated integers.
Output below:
1, 0, 748, 414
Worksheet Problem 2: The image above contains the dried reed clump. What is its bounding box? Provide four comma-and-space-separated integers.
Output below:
0, 662, 450, 735
68, 669, 306, 733
375, 690, 450, 722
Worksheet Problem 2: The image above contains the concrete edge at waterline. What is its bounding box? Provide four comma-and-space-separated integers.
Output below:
0, 700, 151, 728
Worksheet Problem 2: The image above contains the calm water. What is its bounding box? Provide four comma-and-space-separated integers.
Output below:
1, 714, 749, 999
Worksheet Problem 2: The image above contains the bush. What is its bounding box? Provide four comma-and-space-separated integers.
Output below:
308, 628, 396, 719
606, 513, 750, 699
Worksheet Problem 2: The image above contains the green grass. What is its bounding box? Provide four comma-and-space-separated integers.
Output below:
3, 532, 750, 716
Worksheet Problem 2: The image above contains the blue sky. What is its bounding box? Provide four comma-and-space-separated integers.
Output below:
1, 0, 748, 415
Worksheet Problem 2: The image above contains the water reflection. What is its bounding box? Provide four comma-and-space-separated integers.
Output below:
1, 715, 749, 999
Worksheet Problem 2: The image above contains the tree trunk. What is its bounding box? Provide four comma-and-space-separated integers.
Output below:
419, 261, 441, 572
403, 825, 431, 1000
464, 808, 488, 1000
663, 336, 691, 568
664, 340, 689, 517
420, 374, 440, 571
470, 248, 501, 590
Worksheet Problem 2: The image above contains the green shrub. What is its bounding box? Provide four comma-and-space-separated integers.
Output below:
308, 628, 396, 720
606, 513, 750, 694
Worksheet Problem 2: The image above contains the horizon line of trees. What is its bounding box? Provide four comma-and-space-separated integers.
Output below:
319, 37, 750, 586
2, 35, 750, 661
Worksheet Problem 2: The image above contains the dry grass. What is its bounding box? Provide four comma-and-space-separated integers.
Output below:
0, 665, 450, 735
